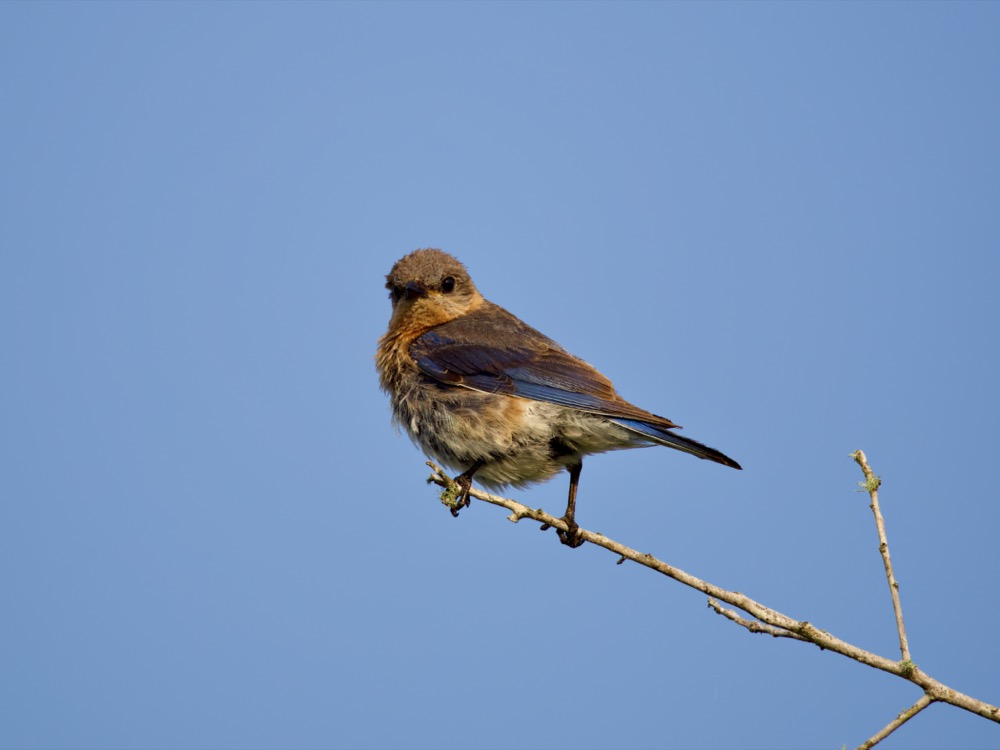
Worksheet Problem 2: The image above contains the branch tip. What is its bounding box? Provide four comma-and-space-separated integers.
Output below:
853, 450, 912, 664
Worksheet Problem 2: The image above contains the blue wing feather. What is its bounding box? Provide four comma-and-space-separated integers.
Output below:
410, 303, 741, 470
410, 304, 678, 425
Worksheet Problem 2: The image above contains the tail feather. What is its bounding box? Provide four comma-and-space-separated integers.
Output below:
613, 418, 742, 470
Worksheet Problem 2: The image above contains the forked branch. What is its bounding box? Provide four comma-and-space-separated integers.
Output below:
425, 454, 999, 748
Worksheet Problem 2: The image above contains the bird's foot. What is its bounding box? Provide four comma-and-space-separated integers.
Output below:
540, 516, 585, 548
439, 461, 483, 517
440, 474, 474, 517
557, 516, 585, 548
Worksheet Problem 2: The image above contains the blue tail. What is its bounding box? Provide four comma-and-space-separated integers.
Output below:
613, 419, 742, 470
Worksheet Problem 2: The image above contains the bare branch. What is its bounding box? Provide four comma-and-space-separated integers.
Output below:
707, 598, 807, 641
425, 459, 1000, 736
857, 694, 934, 750
852, 449, 911, 663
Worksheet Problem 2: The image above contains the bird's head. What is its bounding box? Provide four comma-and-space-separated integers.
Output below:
383, 248, 484, 336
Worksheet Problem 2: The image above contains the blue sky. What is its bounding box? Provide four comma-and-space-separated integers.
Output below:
2, 2, 998, 748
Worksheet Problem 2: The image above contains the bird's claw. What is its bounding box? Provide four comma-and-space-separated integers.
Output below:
540, 516, 585, 548
442, 475, 474, 517
557, 517, 585, 548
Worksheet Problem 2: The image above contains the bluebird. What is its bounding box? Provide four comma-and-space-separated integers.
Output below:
376, 248, 740, 547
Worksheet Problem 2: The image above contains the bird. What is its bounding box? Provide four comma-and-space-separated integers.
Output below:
376, 248, 740, 547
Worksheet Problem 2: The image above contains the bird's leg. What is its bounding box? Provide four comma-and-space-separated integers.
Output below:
556, 461, 585, 548
450, 459, 484, 517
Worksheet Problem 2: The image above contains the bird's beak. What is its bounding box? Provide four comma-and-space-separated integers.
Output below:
402, 281, 427, 300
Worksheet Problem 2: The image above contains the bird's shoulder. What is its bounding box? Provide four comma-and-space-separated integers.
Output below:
412, 300, 634, 401
422, 301, 559, 351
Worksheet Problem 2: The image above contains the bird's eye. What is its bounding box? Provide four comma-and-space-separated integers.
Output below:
389, 285, 404, 302
441, 276, 456, 293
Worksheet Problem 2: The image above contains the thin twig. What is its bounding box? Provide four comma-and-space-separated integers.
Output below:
707, 598, 807, 641
425, 460, 1000, 729
852, 450, 911, 663
857, 694, 934, 750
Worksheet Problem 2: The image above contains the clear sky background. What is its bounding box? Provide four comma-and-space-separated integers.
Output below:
2, 2, 998, 748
